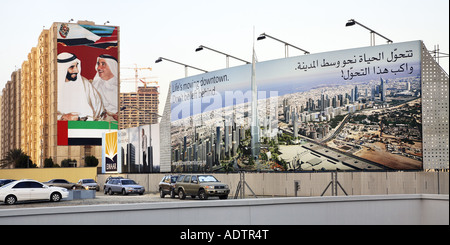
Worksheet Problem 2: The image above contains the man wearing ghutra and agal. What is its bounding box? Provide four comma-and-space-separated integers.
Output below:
92, 54, 118, 121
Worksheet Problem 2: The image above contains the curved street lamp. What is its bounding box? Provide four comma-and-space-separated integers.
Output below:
345, 19, 393, 46
155, 57, 208, 77
195, 45, 250, 68
257, 33, 310, 57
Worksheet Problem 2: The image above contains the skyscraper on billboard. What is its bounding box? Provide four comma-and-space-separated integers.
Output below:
250, 47, 260, 160
380, 77, 386, 102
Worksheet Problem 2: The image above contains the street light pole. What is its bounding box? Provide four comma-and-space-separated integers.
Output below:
195, 45, 250, 68
155, 57, 208, 77
345, 19, 393, 46
257, 33, 310, 57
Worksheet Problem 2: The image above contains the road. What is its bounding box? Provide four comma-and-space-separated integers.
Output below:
320, 114, 350, 143
0, 191, 209, 209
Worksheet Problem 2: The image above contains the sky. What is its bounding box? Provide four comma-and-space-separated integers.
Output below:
0, 0, 448, 115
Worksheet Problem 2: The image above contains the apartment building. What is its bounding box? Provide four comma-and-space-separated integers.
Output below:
119, 85, 159, 129
0, 70, 21, 164
0, 21, 118, 167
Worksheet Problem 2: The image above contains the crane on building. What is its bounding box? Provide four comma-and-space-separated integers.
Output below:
121, 77, 159, 91
121, 65, 156, 91
138, 79, 159, 88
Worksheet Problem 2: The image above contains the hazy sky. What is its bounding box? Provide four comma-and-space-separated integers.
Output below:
0, 0, 448, 115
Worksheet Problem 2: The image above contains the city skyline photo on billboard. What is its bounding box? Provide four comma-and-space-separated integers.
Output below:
106, 124, 161, 174
169, 40, 422, 172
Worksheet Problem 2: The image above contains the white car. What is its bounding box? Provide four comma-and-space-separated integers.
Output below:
0, 179, 69, 205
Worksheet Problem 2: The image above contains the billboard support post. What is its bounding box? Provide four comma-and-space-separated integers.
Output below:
234, 171, 257, 199
321, 172, 348, 196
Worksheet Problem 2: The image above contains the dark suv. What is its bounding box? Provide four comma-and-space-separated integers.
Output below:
158, 175, 179, 198
175, 174, 229, 200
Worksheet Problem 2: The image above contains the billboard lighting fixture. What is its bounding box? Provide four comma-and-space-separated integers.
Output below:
257, 33, 310, 57
155, 57, 208, 77
345, 19, 393, 46
195, 45, 250, 68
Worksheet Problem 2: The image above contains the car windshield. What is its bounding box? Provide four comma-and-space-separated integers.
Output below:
121, 180, 137, 185
83, 179, 95, 183
0, 181, 17, 189
198, 175, 218, 183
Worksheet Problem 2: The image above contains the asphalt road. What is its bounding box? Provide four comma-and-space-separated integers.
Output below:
0, 191, 202, 209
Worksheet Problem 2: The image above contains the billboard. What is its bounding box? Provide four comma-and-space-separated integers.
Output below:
103, 124, 160, 173
103, 131, 119, 172
170, 41, 423, 171
56, 22, 119, 145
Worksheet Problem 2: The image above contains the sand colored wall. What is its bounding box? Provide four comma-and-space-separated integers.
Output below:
0, 167, 97, 183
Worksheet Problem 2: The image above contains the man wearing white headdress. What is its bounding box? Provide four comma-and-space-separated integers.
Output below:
57, 52, 104, 121
92, 54, 119, 121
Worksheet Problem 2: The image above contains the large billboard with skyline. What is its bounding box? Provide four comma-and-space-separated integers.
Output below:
170, 40, 423, 171
56, 22, 119, 145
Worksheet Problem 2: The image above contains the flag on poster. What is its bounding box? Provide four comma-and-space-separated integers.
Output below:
57, 120, 118, 145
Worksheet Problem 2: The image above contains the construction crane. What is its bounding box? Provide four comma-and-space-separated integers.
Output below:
138, 79, 158, 88
121, 64, 155, 91
121, 77, 159, 88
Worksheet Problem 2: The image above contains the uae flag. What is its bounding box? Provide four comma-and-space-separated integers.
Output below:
58, 120, 118, 145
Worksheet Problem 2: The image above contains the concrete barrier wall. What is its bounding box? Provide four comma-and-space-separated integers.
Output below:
3, 169, 446, 197
98, 171, 449, 197
0, 194, 447, 225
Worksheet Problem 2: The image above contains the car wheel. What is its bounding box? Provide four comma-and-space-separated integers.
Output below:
5, 195, 17, 205
178, 189, 186, 200
170, 189, 176, 198
159, 188, 165, 198
50, 192, 62, 202
198, 189, 208, 200
121, 189, 128, 195
219, 195, 228, 200
108, 188, 114, 195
